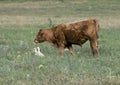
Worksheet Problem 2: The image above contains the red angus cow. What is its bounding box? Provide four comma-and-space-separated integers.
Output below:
34, 19, 100, 56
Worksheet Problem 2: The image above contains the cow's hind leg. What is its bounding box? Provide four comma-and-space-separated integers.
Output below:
90, 39, 99, 57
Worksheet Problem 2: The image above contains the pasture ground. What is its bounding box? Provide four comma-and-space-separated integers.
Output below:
0, 0, 120, 85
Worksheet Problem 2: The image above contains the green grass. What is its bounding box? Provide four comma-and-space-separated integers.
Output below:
0, 26, 120, 85
0, 0, 120, 85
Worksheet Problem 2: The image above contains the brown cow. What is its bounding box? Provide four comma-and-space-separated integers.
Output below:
34, 19, 100, 56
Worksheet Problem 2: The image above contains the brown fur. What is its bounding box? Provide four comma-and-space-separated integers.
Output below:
34, 19, 100, 56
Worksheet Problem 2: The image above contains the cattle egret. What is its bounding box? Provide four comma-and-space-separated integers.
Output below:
34, 47, 44, 57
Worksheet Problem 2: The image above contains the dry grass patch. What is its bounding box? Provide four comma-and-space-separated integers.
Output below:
0, 15, 120, 29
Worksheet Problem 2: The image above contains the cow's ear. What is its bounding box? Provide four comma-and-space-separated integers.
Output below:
39, 29, 42, 32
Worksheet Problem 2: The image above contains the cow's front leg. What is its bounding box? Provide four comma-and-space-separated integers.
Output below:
59, 44, 65, 55
67, 44, 74, 56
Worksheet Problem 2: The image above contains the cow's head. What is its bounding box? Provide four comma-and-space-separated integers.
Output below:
34, 29, 46, 43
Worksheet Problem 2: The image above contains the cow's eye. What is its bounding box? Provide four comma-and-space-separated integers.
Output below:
40, 33, 44, 36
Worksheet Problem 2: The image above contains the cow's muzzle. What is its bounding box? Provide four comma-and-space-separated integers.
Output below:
34, 39, 39, 43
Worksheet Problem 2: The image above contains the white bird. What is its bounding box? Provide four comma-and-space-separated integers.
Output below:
34, 47, 45, 57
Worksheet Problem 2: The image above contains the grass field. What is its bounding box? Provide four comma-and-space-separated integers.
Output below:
0, 0, 120, 85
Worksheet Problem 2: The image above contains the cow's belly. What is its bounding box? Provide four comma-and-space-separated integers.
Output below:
64, 29, 88, 45
66, 34, 88, 45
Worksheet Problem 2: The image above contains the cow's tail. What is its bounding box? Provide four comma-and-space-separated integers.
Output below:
94, 19, 100, 46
